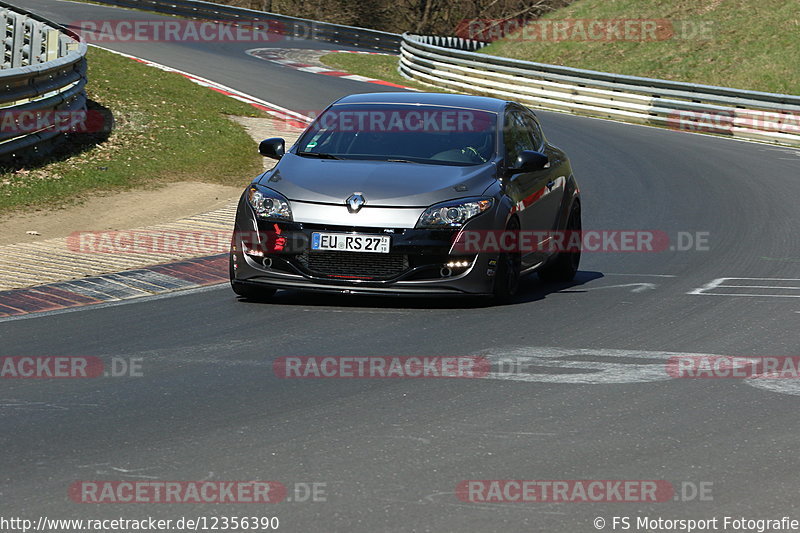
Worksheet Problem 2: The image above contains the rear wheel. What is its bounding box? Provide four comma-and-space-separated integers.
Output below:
492, 218, 522, 304
538, 202, 581, 282
230, 256, 276, 301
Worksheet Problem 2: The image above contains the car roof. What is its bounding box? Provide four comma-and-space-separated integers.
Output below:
333, 92, 507, 113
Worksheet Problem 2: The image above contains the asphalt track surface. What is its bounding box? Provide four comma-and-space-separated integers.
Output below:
3, 1, 800, 531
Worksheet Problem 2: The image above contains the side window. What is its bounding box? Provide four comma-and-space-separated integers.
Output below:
523, 114, 544, 150
503, 110, 535, 165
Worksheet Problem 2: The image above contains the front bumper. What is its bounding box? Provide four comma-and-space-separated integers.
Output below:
230, 219, 499, 297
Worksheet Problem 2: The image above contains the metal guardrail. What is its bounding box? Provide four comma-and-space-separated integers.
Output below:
0, 1, 88, 159
88, 0, 401, 53
400, 34, 800, 147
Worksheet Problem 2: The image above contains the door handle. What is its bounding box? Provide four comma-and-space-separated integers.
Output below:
546, 180, 555, 191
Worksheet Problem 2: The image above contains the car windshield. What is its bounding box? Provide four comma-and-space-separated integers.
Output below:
295, 104, 497, 166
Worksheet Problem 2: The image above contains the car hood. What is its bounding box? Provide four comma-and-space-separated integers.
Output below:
257, 154, 497, 207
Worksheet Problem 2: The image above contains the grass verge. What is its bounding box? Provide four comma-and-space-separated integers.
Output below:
321, 0, 798, 96
0, 46, 264, 212
480, 0, 799, 95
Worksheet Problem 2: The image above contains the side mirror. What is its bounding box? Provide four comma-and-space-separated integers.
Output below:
509, 150, 549, 173
259, 138, 285, 159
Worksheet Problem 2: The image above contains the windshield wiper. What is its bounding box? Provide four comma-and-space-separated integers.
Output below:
297, 151, 343, 160
385, 158, 422, 164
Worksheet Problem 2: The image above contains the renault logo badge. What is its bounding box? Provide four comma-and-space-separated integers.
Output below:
346, 193, 365, 213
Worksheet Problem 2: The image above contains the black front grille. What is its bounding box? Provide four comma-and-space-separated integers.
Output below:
297, 251, 409, 279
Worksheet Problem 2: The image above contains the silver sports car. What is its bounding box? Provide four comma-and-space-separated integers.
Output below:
230, 92, 581, 303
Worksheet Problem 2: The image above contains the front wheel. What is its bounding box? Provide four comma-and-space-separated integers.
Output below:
538, 202, 581, 282
492, 219, 522, 304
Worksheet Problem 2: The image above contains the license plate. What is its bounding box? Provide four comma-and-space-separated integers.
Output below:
311, 232, 391, 253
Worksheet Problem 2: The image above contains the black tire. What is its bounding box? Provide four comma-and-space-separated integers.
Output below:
538, 202, 581, 282
492, 218, 522, 304
230, 256, 276, 301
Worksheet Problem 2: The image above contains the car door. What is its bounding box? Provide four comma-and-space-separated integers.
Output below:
502, 107, 553, 265
521, 111, 565, 233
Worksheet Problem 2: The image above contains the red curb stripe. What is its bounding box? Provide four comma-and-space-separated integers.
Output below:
19, 289, 81, 308
186, 255, 228, 269
171, 261, 228, 282
0, 293, 62, 313
0, 304, 21, 316
208, 87, 234, 96
367, 79, 412, 88
180, 264, 228, 283
5, 290, 63, 308
147, 265, 210, 285
33, 286, 104, 305
160, 256, 225, 273
0, 256, 231, 319
149, 261, 226, 284
168, 259, 224, 277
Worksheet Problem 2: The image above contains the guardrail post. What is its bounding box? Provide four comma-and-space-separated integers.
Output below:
10, 13, 23, 67
1, 11, 9, 68
45, 29, 59, 61
29, 18, 43, 63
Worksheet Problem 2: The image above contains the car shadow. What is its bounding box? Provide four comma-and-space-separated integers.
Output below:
508, 270, 605, 305
237, 270, 605, 310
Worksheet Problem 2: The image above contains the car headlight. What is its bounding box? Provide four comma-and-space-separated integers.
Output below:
416, 198, 493, 228
247, 185, 292, 221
